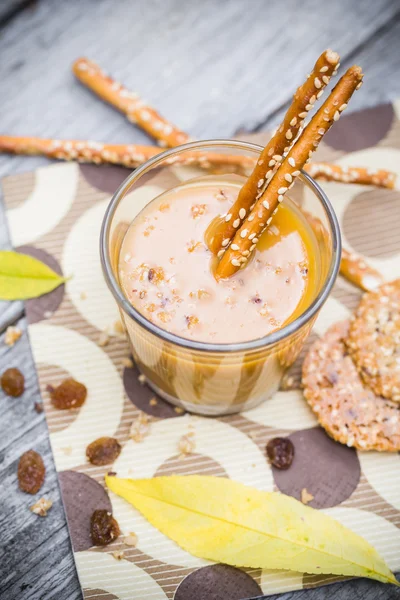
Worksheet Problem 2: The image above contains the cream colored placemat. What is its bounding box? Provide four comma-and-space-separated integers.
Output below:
2, 100, 400, 599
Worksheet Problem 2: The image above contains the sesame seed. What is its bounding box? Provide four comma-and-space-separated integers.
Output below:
268, 148, 274, 156
322, 75, 330, 85
217, 249, 224, 258
239, 208, 246, 219
318, 128, 325, 135
305, 104, 313, 111
278, 194, 284, 203
231, 243, 240, 250
225, 213, 232, 222
308, 150, 313, 158
284, 173, 292, 183
240, 229, 248, 238
356, 81, 363, 90
242, 250, 250, 256
250, 244, 256, 251
288, 157, 296, 167
231, 258, 241, 267
317, 90, 324, 99
233, 218, 240, 228
248, 214, 255, 222
269, 159, 276, 167
309, 95, 316, 104
250, 203, 255, 210
262, 200, 270, 209
298, 111, 307, 119
278, 187, 288, 194
292, 170, 300, 176
267, 217, 272, 224
314, 77, 322, 88
266, 169, 273, 179
290, 117, 297, 126
248, 232, 256, 240
222, 238, 230, 247
333, 111, 340, 121
252, 237, 259, 243
273, 155, 282, 161
257, 178, 264, 188
285, 130, 293, 140
320, 65, 329, 73
339, 103, 348, 111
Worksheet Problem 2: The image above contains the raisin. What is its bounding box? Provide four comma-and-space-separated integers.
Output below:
86, 437, 121, 466
148, 268, 155, 281
50, 378, 87, 410
34, 402, 44, 413
266, 437, 295, 470
1, 368, 25, 397
90, 509, 120, 546
18, 450, 45, 494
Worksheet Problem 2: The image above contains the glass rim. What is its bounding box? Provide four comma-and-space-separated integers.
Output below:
100, 139, 341, 353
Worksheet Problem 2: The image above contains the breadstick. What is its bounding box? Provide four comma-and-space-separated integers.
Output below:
340, 248, 384, 292
216, 66, 364, 280
207, 49, 340, 255
0, 135, 254, 173
73, 58, 191, 148
305, 162, 397, 189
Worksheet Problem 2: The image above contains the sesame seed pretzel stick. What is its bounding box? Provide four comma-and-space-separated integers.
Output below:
305, 162, 397, 189
216, 66, 364, 280
73, 58, 191, 148
0, 135, 255, 172
340, 248, 384, 292
207, 49, 340, 255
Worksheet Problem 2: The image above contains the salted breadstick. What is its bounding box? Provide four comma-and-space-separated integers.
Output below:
207, 49, 340, 255
0, 135, 160, 167
305, 162, 397, 189
340, 248, 384, 292
0, 135, 254, 173
216, 66, 364, 280
73, 58, 191, 148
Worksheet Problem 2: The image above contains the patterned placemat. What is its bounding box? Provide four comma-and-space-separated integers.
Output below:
2, 100, 400, 599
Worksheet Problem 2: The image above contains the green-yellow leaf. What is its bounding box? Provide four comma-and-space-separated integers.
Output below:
0, 251, 66, 300
106, 475, 399, 587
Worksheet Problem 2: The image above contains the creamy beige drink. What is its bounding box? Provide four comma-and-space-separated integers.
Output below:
119, 176, 319, 344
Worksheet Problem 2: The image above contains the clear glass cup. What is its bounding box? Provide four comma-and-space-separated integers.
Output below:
101, 140, 341, 416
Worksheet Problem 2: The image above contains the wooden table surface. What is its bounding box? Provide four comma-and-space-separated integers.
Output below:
0, 1, 399, 599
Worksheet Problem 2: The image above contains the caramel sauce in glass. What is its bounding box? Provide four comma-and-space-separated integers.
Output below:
118, 175, 319, 344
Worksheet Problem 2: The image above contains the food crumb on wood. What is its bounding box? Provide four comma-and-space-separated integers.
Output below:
121, 357, 134, 369
4, 326, 22, 347
30, 497, 53, 517
174, 406, 184, 414
149, 397, 158, 406
130, 412, 151, 442
138, 373, 146, 385
34, 402, 44, 414
280, 374, 295, 390
112, 550, 125, 560
124, 532, 138, 547
178, 432, 196, 457
301, 488, 314, 505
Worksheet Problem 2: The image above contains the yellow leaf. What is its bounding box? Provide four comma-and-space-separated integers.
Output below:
0, 251, 66, 300
106, 475, 399, 586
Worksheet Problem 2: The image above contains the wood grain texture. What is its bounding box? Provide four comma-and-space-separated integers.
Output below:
0, 1, 399, 599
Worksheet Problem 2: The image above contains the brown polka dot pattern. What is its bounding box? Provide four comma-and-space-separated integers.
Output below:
154, 454, 228, 478
17, 245, 65, 324
324, 104, 394, 151
123, 364, 185, 418
84, 589, 119, 600
59, 471, 112, 552
272, 428, 360, 508
79, 164, 132, 194
174, 565, 262, 600
343, 188, 400, 259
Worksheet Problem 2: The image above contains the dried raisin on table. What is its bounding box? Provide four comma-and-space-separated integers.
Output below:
266, 437, 295, 470
86, 437, 121, 466
18, 450, 45, 494
91, 509, 120, 546
50, 378, 87, 409
1, 368, 25, 397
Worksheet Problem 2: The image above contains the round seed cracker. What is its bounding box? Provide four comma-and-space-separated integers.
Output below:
302, 320, 400, 452
347, 279, 400, 403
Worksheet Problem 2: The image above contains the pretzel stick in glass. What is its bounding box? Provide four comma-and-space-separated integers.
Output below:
216, 66, 364, 280
340, 248, 384, 291
206, 49, 340, 254
305, 162, 397, 189
72, 58, 191, 148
